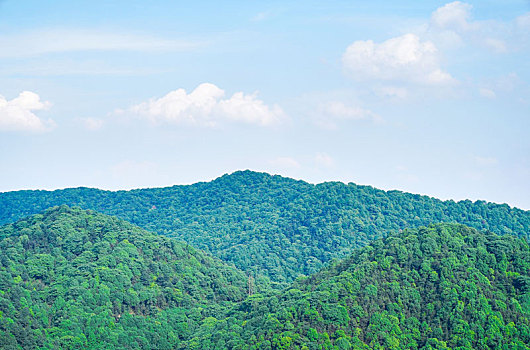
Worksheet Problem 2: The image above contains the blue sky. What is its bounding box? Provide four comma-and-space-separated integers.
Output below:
1, 0, 529, 209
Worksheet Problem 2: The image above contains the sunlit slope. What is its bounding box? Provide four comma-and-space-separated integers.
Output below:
195, 224, 530, 349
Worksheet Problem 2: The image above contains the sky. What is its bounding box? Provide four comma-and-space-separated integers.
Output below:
0, 1, 529, 209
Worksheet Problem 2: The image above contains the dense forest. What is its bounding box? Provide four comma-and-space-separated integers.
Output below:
0, 206, 267, 349
191, 224, 530, 349
1, 171, 529, 284
0, 208, 528, 349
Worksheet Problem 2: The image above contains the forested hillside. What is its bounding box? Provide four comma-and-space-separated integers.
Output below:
194, 224, 530, 349
1, 171, 529, 284
0, 207, 528, 349
0, 206, 263, 349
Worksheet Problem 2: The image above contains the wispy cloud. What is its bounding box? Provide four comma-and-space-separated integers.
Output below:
474, 156, 498, 166
0, 28, 201, 58
0, 59, 172, 76
314, 101, 381, 129
78, 117, 104, 131
427, 2, 528, 52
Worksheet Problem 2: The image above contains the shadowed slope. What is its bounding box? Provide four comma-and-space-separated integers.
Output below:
0, 206, 259, 349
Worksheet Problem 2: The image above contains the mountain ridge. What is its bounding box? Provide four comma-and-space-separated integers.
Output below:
1, 170, 529, 284
1, 170, 525, 210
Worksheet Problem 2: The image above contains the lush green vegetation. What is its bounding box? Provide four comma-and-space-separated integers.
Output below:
1, 171, 529, 284
0, 206, 266, 349
0, 205, 528, 349
194, 224, 530, 349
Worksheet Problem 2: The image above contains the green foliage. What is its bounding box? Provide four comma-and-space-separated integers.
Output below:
0, 206, 259, 349
0, 172, 529, 349
1, 171, 529, 285
196, 224, 530, 349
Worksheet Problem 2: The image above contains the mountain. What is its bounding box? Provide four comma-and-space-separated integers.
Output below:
1, 170, 529, 284
195, 224, 530, 349
0, 206, 263, 350
0, 206, 528, 349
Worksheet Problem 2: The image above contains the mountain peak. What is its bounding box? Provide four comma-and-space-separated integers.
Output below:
0, 206, 255, 349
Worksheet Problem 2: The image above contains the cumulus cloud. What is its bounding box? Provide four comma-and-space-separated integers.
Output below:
342, 33, 455, 85
431, 2, 474, 31
341, 2, 526, 93
130, 83, 286, 127
0, 91, 54, 132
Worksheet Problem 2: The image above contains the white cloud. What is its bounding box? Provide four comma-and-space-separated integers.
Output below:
428, 2, 516, 53
315, 152, 335, 168
129, 83, 286, 127
0, 29, 200, 58
0, 91, 55, 132
342, 33, 455, 85
426, 69, 455, 85
431, 2, 474, 31
479, 88, 496, 99
79, 117, 104, 130
218, 92, 285, 126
